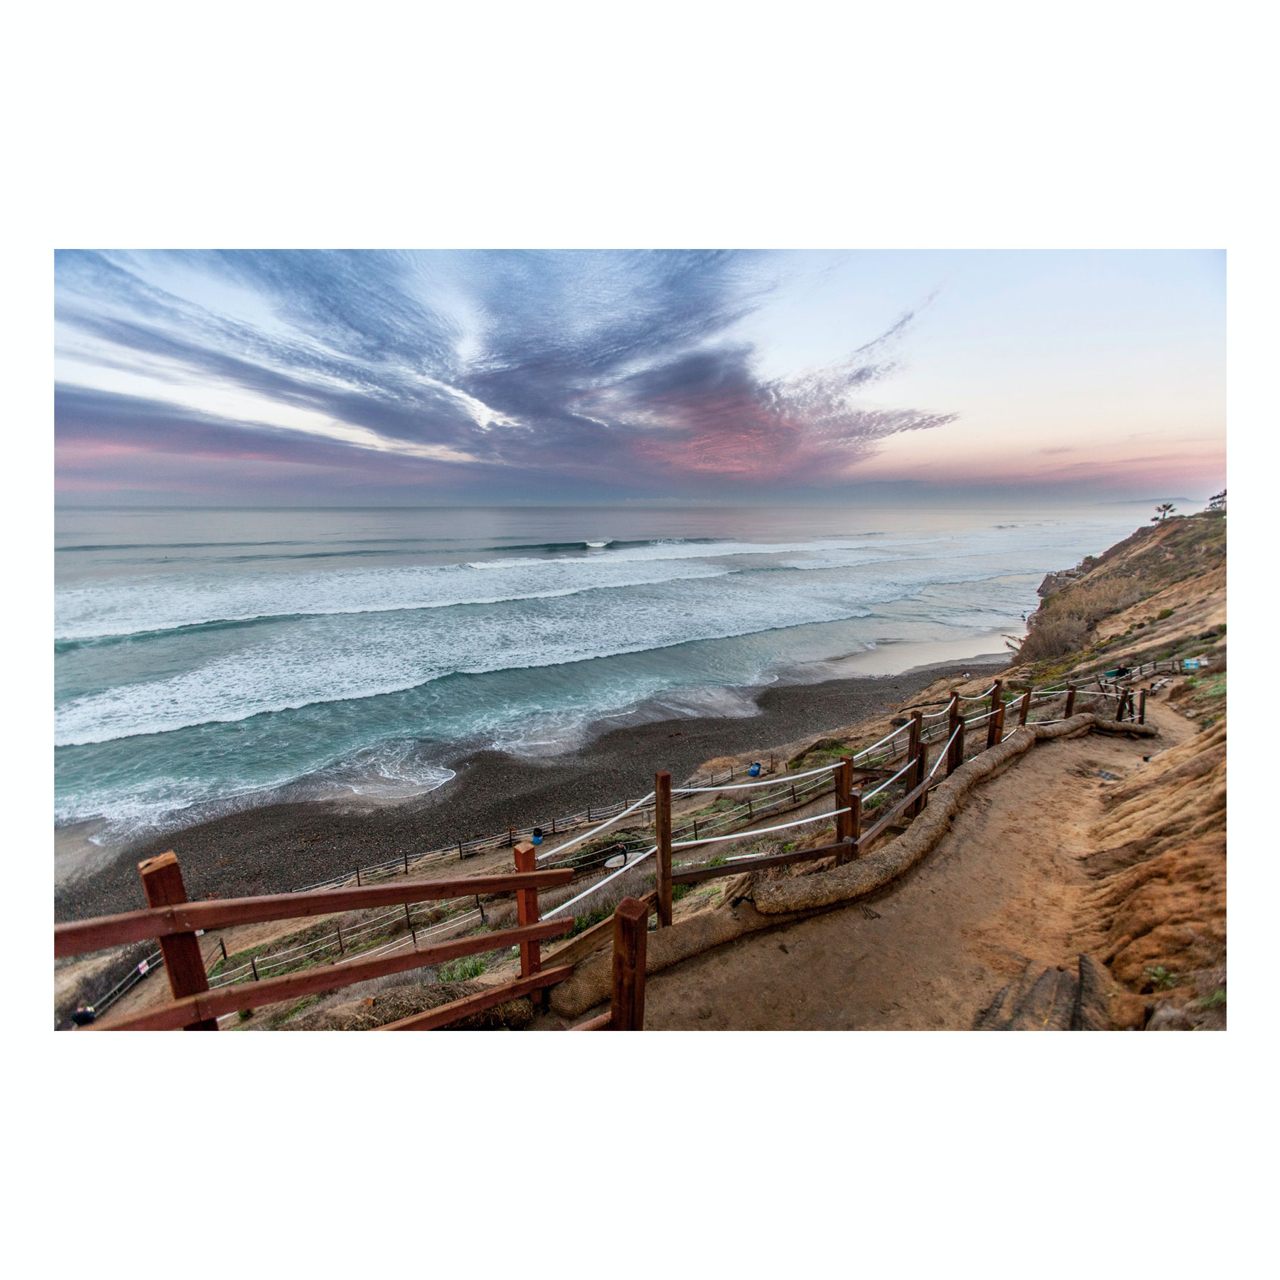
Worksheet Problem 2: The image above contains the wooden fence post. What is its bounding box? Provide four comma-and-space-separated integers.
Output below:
907, 710, 922, 769
835, 758, 854, 864
986, 680, 1004, 749
512, 841, 542, 979
655, 770, 673, 928
912, 742, 928, 816
1138, 689, 1147, 724
1019, 689, 1032, 726
139, 852, 218, 1030
947, 693, 965, 775
850, 790, 863, 858
1064, 684, 1076, 718
610, 896, 648, 1030
1115, 689, 1128, 722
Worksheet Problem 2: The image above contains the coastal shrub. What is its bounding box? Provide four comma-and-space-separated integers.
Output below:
568, 906, 613, 937
1017, 615, 1090, 662
1143, 965, 1178, 991
1156, 607, 1175, 620
436, 955, 487, 983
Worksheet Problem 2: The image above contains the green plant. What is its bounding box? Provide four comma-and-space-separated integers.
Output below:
1195, 988, 1227, 1010
437, 955, 487, 983
1156, 607, 1175, 620
708, 854, 728, 867
1144, 965, 1178, 991
568, 905, 612, 937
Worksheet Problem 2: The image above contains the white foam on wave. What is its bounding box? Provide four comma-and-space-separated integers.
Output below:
55, 521, 1125, 749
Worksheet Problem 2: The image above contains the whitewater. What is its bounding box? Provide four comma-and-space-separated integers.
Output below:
55, 502, 1151, 842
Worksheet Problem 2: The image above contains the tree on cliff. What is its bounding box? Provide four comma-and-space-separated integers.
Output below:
1152, 502, 1176, 522
1208, 489, 1227, 513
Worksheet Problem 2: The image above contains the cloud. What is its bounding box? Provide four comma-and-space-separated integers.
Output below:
55, 250, 955, 499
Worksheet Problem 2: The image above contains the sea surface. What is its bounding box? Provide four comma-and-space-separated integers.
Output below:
55, 502, 1149, 846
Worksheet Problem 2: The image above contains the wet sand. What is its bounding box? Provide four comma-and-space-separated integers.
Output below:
54, 657, 1002, 922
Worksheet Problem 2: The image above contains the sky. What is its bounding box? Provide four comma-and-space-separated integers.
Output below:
54, 249, 1225, 506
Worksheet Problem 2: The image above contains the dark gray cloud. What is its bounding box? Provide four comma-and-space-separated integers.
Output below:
55, 250, 955, 498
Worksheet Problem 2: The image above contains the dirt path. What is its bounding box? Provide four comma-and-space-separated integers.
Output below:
642, 724, 1162, 1029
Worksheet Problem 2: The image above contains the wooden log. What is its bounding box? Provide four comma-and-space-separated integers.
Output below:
610, 897, 648, 1031
512, 841, 541, 978
834, 758, 854, 865
379, 966, 574, 1030
139, 853, 217, 1031
55, 868, 575, 957
93, 919, 574, 1030
655, 770, 673, 928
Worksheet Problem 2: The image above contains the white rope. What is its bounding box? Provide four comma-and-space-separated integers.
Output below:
536, 791, 655, 862
671, 807, 850, 849
675, 761, 838, 795
964, 708, 996, 725
541, 846, 657, 919
863, 757, 917, 800
922, 703, 954, 720
851, 721, 913, 762
927, 726, 962, 780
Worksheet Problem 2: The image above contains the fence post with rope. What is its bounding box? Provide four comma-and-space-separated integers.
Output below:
655, 770, 673, 928
947, 692, 965, 775
835, 758, 854, 865
1019, 689, 1032, 726
986, 680, 1005, 749
1064, 684, 1076, 718
911, 733, 929, 817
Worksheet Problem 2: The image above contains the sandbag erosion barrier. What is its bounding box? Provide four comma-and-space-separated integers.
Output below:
549, 712, 1157, 1020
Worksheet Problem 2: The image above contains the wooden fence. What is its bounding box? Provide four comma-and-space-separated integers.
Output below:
57, 846, 649, 1031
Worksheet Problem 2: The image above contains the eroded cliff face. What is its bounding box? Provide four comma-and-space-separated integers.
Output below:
1076, 719, 1226, 1028
1011, 510, 1226, 680
1020, 510, 1227, 1027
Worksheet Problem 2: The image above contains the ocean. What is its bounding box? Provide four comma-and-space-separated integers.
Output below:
54, 502, 1148, 847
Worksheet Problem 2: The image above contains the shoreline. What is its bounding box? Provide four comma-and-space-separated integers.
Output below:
54, 653, 1005, 922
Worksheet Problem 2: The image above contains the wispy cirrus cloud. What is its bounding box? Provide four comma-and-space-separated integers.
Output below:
54, 250, 954, 500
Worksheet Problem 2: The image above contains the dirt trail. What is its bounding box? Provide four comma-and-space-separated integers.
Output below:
642, 724, 1163, 1029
